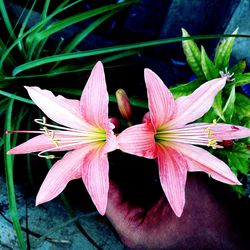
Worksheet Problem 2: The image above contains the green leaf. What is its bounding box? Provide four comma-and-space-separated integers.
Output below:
0, 0, 83, 67
11, 33, 250, 76
17, 0, 38, 53
214, 28, 238, 70
170, 78, 202, 98
41, 0, 51, 20
234, 73, 250, 87
235, 92, 250, 119
62, 10, 119, 54
200, 46, 220, 80
51, 9, 120, 69
213, 91, 225, 121
33, 1, 137, 44
231, 185, 246, 198
0, 89, 34, 104
199, 106, 217, 122
227, 144, 250, 175
4, 99, 27, 250
0, 0, 17, 41
181, 28, 204, 79
229, 59, 246, 74
223, 85, 235, 122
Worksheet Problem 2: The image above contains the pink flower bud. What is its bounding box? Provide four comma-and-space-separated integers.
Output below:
116, 88, 132, 121
142, 112, 151, 123
109, 117, 120, 131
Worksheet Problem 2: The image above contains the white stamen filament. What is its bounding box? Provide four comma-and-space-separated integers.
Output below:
156, 122, 220, 149
10, 116, 107, 159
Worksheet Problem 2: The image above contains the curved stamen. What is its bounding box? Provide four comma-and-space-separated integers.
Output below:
156, 120, 220, 149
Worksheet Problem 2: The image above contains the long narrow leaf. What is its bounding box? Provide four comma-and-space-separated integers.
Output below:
0, 89, 34, 104
18, 0, 38, 54
12, 33, 250, 76
0, 0, 17, 41
4, 99, 27, 250
26, 0, 76, 59
50, 49, 140, 74
0, 0, 83, 68
41, 0, 51, 20
35, 0, 137, 42
28, 0, 137, 59
61, 10, 119, 53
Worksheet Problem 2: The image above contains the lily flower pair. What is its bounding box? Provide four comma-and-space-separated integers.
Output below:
8, 62, 250, 217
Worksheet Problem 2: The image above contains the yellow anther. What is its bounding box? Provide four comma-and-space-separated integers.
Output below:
42, 126, 59, 147
208, 130, 214, 137
213, 119, 217, 125
204, 127, 211, 132
208, 138, 217, 149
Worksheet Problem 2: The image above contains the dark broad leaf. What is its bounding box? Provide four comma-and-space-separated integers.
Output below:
213, 91, 225, 121
200, 46, 220, 80
226, 144, 250, 176
231, 185, 246, 198
181, 28, 205, 79
214, 28, 238, 70
197, 106, 217, 123
235, 92, 250, 119
223, 85, 235, 123
170, 78, 202, 99
229, 59, 246, 74
234, 73, 250, 87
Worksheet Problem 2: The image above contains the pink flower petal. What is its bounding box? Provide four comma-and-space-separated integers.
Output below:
211, 123, 250, 140
117, 123, 157, 159
80, 61, 109, 128
81, 148, 109, 215
25, 86, 93, 130
168, 77, 227, 128
36, 147, 89, 206
8, 134, 83, 155
172, 143, 240, 185
104, 123, 119, 153
8, 134, 55, 154
157, 146, 188, 217
144, 68, 176, 129
184, 123, 250, 140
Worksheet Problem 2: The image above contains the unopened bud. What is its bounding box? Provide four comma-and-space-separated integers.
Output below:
116, 89, 132, 121
109, 117, 120, 131
142, 112, 151, 123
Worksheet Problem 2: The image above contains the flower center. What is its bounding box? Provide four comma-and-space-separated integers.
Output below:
155, 120, 221, 149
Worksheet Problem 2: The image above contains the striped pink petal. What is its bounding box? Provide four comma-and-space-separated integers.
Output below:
36, 147, 89, 206
25, 86, 93, 130
81, 148, 109, 215
80, 61, 109, 129
117, 122, 157, 159
172, 143, 240, 185
157, 146, 188, 217
144, 68, 176, 129
168, 77, 227, 128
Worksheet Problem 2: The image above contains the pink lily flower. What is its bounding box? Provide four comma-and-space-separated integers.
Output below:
118, 69, 250, 217
7, 61, 118, 215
